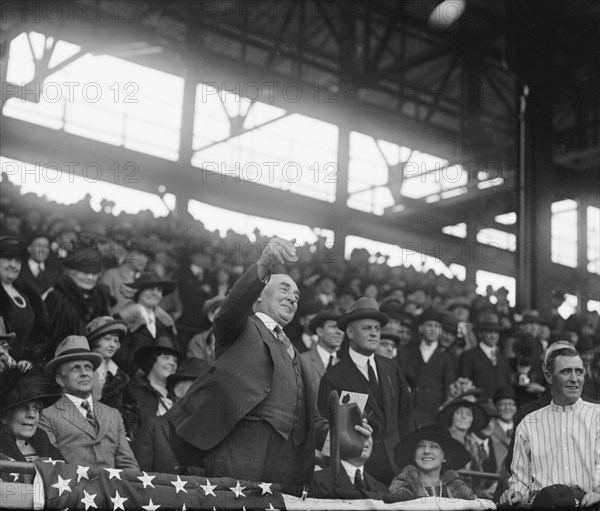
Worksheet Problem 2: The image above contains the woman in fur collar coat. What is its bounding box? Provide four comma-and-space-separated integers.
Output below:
389, 424, 474, 501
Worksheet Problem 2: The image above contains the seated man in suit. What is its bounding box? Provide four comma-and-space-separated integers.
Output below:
168, 237, 372, 485
318, 298, 415, 485
300, 306, 342, 401
39, 336, 139, 470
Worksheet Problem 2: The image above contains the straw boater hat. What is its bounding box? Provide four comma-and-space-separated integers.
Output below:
0, 361, 61, 414
394, 424, 471, 470
44, 336, 103, 377
337, 297, 389, 331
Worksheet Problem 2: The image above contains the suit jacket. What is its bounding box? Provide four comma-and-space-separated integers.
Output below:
39, 395, 139, 470
311, 466, 389, 498
459, 345, 513, 399
402, 342, 456, 425
491, 421, 512, 474
317, 353, 415, 483
168, 264, 329, 484
300, 345, 338, 402
16, 259, 59, 296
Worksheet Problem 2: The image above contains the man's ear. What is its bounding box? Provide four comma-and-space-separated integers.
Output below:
347, 325, 354, 340
542, 364, 553, 385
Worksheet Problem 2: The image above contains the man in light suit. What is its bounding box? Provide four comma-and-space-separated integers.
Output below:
39, 335, 139, 470
300, 306, 342, 401
318, 298, 415, 485
168, 237, 371, 485
490, 387, 517, 474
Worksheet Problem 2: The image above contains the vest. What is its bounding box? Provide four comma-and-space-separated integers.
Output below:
248, 338, 307, 446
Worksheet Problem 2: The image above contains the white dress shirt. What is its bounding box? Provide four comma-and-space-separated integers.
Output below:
509, 398, 600, 500
316, 344, 337, 369
28, 259, 45, 277
64, 393, 94, 418
348, 348, 378, 383
419, 340, 438, 363
341, 460, 364, 483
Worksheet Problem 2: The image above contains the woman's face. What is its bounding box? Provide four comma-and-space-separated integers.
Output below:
138, 286, 163, 309
452, 406, 473, 431
0, 257, 21, 284
415, 439, 445, 473
150, 353, 178, 380
93, 333, 121, 360
68, 270, 99, 290
2, 401, 42, 440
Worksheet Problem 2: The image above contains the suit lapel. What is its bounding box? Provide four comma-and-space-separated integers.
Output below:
375, 358, 394, 427
56, 396, 96, 437
340, 358, 385, 423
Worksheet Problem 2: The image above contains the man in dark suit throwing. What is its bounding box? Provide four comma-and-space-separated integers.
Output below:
168, 237, 371, 485
318, 298, 415, 485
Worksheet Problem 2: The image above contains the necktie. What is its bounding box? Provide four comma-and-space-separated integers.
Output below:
367, 359, 378, 385
327, 354, 335, 369
354, 468, 365, 490
490, 349, 497, 366
274, 326, 295, 359
80, 401, 98, 432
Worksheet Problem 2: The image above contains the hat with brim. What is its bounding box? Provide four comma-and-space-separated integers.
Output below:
130, 272, 176, 297
167, 357, 209, 388
473, 321, 501, 333
44, 336, 103, 377
0, 363, 62, 414
134, 339, 182, 375
532, 485, 586, 509
436, 398, 489, 433
394, 424, 471, 470
447, 297, 471, 310
380, 331, 401, 345
86, 316, 128, 346
308, 307, 341, 334
418, 308, 444, 325
0, 236, 25, 260
62, 244, 102, 274
337, 297, 389, 331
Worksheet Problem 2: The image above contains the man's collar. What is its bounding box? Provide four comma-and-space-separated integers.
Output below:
340, 459, 364, 481
550, 397, 582, 412
255, 312, 280, 333
479, 342, 496, 357
316, 343, 336, 366
64, 393, 93, 408
349, 347, 375, 367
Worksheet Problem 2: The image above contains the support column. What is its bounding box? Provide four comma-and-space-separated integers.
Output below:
332, 114, 350, 263
576, 198, 589, 312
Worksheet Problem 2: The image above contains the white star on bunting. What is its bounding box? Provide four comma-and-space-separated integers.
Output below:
104, 468, 123, 480
171, 475, 188, 493
81, 490, 98, 511
76, 465, 90, 482
266, 503, 280, 511
230, 480, 246, 498
110, 490, 128, 511
200, 479, 217, 497
258, 482, 273, 495
137, 471, 156, 488
142, 498, 160, 511
51, 475, 72, 496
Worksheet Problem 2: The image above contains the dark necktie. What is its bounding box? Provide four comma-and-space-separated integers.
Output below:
367, 360, 378, 386
274, 326, 295, 359
80, 401, 98, 432
490, 349, 497, 366
354, 468, 365, 490
327, 354, 335, 369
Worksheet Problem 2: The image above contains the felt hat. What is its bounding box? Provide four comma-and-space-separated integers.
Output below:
129, 272, 176, 296
298, 299, 322, 318
44, 336, 103, 377
418, 308, 444, 325
493, 386, 518, 405
61, 244, 103, 273
436, 398, 489, 433
308, 306, 341, 334
167, 357, 209, 388
380, 330, 401, 345
337, 297, 389, 331
0, 361, 61, 414
85, 316, 127, 346
447, 296, 471, 310
532, 485, 586, 509
379, 300, 404, 319
394, 424, 471, 470
134, 338, 182, 375
473, 318, 501, 333
0, 236, 25, 260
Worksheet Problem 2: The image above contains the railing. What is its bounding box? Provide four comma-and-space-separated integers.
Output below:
0, 460, 35, 509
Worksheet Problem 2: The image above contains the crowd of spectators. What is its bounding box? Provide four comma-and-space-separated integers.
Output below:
1, 175, 599, 505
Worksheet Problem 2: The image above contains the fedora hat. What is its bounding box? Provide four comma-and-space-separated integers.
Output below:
0, 361, 61, 414
380, 329, 401, 346
436, 398, 489, 433
337, 297, 389, 331
44, 336, 103, 377
308, 306, 341, 334
394, 424, 471, 470
418, 308, 444, 325
167, 357, 209, 388
134, 338, 182, 375
61, 244, 103, 274
86, 316, 127, 346
129, 272, 176, 296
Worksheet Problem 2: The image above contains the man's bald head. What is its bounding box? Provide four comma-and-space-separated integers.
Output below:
255, 274, 300, 327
